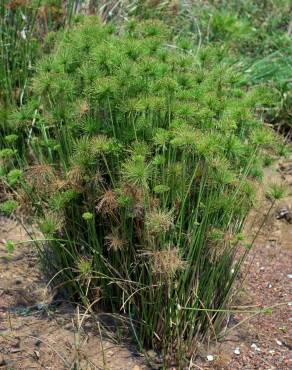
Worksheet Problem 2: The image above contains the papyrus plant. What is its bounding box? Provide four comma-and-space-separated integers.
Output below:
6, 16, 275, 365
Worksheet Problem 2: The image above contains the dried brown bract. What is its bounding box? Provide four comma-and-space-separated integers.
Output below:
67, 165, 85, 191
25, 164, 55, 191
123, 183, 144, 203
105, 229, 125, 251
96, 189, 118, 215
151, 248, 185, 276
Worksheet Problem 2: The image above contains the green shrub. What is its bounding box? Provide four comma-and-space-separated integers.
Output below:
14, 17, 275, 365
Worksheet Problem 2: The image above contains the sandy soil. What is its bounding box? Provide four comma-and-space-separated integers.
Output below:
0, 160, 291, 370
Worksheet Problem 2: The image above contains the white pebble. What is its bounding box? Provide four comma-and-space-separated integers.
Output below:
276, 340, 282, 346
251, 343, 261, 352
234, 347, 241, 355
206, 355, 214, 361
287, 274, 292, 279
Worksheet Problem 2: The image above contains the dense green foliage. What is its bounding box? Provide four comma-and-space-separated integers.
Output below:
124, 0, 292, 136
1, 17, 277, 364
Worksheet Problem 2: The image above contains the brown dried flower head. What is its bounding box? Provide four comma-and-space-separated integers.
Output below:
77, 99, 89, 116
25, 165, 56, 193
17, 189, 34, 216
96, 189, 118, 214
105, 229, 125, 251
207, 228, 234, 261
67, 165, 84, 187
123, 183, 144, 203
151, 248, 185, 276
149, 196, 160, 210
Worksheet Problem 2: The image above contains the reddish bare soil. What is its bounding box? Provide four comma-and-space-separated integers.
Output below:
0, 220, 146, 370
0, 160, 291, 370
195, 160, 292, 370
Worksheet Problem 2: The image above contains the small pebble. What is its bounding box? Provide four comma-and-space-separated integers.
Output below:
206, 355, 214, 361
268, 283, 272, 288
276, 340, 282, 346
251, 343, 261, 352
234, 347, 241, 355
287, 274, 292, 279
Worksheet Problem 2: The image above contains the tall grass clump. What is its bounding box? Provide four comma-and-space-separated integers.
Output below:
6, 16, 276, 365
241, 45, 292, 139
1, 0, 39, 106
0, 0, 82, 149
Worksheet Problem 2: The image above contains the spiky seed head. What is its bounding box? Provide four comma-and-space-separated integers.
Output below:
39, 213, 64, 235
152, 154, 165, 166
72, 136, 93, 169
105, 229, 124, 252
77, 99, 89, 116
25, 165, 55, 192
122, 156, 151, 189
145, 209, 173, 235
76, 257, 92, 277
266, 183, 287, 201
153, 128, 169, 147
96, 189, 118, 214
170, 125, 198, 148
207, 227, 234, 261
49, 189, 79, 212
151, 248, 185, 276
91, 135, 117, 155
67, 165, 84, 188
